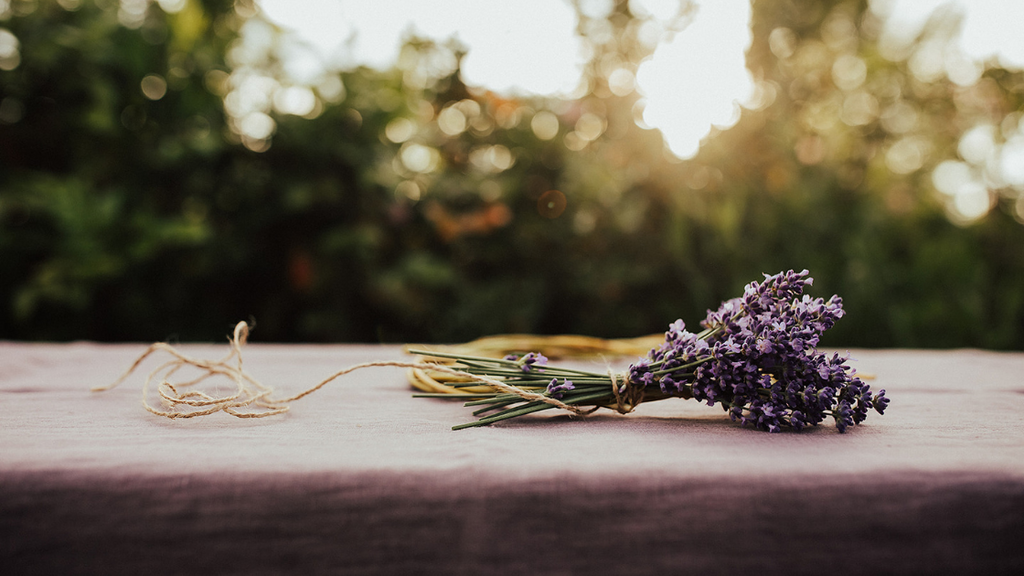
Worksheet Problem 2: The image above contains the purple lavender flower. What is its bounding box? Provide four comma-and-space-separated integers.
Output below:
520, 352, 548, 372
627, 270, 886, 432
872, 390, 889, 414
506, 352, 548, 372
833, 400, 854, 433
546, 378, 575, 399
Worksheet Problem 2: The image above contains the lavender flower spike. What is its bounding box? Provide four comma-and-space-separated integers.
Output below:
625, 269, 885, 432
546, 378, 575, 399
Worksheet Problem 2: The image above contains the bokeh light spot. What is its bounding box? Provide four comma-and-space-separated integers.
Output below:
631, 100, 651, 129
0, 28, 21, 71
385, 117, 416, 143
607, 68, 636, 97
141, 74, 168, 100
400, 143, 438, 173
488, 145, 513, 171
768, 27, 796, 59
395, 180, 421, 201
635, 19, 665, 49
156, 0, 187, 13
952, 181, 992, 222
563, 131, 588, 152
204, 69, 230, 96
999, 135, 1024, 186
273, 85, 317, 116
573, 209, 597, 235
574, 113, 606, 142
958, 125, 996, 165
469, 145, 514, 174
537, 189, 567, 219
880, 100, 919, 133
832, 54, 867, 91
119, 0, 148, 29
885, 137, 930, 174
944, 48, 983, 86
908, 40, 946, 83
492, 103, 521, 129
437, 105, 467, 136
932, 160, 973, 196
531, 111, 559, 140
822, 11, 858, 52
840, 92, 879, 126
239, 111, 275, 140
318, 75, 346, 103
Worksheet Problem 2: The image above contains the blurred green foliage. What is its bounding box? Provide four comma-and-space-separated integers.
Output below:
2, 0, 1023, 347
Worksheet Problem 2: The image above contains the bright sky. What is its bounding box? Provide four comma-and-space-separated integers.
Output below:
258, 0, 585, 95
257, 0, 1024, 159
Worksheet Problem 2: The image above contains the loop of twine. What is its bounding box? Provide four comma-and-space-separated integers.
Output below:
94, 321, 588, 419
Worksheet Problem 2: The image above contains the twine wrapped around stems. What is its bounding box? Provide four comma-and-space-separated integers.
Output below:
609, 370, 645, 414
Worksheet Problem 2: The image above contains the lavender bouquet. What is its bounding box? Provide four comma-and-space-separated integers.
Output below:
412, 270, 888, 432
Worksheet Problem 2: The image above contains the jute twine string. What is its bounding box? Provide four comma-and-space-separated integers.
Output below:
608, 369, 644, 414
94, 321, 588, 419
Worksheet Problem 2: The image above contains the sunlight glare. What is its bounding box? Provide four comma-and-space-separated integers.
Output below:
258, 0, 583, 96
873, 0, 1024, 73
634, 0, 754, 159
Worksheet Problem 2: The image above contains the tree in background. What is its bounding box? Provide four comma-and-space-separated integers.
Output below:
2, 0, 1023, 347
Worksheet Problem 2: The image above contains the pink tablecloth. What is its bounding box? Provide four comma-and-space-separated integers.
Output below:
2, 342, 1023, 574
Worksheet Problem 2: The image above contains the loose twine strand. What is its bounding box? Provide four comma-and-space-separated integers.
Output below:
93, 321, 591, 419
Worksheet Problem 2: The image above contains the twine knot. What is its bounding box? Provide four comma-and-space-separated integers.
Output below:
609, 370, 645, 414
